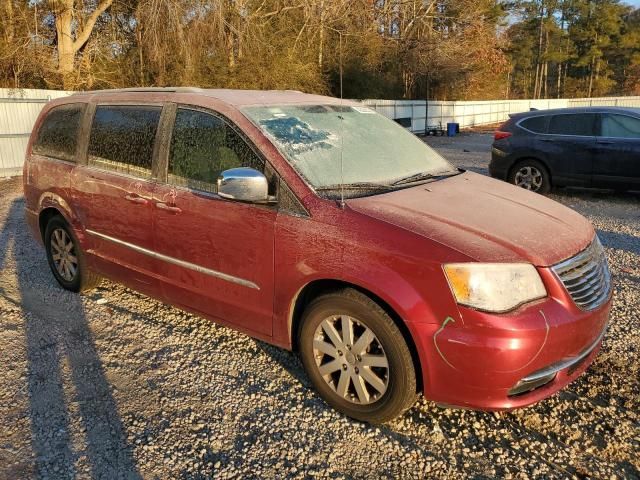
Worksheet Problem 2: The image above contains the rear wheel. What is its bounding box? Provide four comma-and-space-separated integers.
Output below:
508, 159, 551, 194
298, 289, 417, 423
44, 216, 101, 293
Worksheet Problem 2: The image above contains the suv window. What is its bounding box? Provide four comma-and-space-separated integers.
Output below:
520, 116, 547, 133
33, 103, 85, 162
168, 107, 264, 193
548, 114, 597, 136
88, 105, 162, 179
601, 114, 640, 138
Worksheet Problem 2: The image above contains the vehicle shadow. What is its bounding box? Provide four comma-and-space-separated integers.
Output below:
253, 340, 312, 389
552, 186, 640, 202
0, 197, 141, 479
597, 229, 640, 256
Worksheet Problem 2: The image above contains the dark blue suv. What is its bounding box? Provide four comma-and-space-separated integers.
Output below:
489, 107, 640, 193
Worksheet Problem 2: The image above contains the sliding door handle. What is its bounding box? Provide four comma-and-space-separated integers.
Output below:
156, 202, 182, 213
125, 193, 148, 204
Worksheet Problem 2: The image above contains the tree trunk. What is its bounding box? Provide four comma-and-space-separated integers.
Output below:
318, 0, 325, 68
557, 63, 562, 98
4, 0, 15, 42
52, 0, 76, 88
588, 57, 594, 97
534, 0, 545, 99
136, 23, 145, 86
49, 0, 114, 89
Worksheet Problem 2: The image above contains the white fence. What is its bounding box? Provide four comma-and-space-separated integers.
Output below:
362, 96, 640, 133
1, 89, 640, 178
0, 89, 72, 178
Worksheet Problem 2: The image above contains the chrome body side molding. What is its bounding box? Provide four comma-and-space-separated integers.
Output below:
86, 229, 260, 290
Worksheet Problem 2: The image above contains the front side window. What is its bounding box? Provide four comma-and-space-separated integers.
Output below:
601, 114, 640, 139
88, 105, 161, 179
168, 108, 264, 193
243, 104, 454, 198
548, 114, 597, 136
33, 103, 85, 162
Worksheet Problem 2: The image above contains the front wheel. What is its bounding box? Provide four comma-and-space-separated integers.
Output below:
508, 159, 551, 194
298, 289, 417, 423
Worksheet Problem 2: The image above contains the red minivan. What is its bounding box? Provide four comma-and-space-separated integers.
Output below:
23, 88, 612, 422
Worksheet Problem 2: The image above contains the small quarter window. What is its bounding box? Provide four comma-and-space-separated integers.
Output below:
168, 108, 264, 193
33, 104, 85, 162
548, 114, 597, 136
88, 105, 161, 179
519, 116, 547, 134
601, 114, 640, 138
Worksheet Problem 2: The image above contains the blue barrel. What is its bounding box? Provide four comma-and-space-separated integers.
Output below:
447, 122, 459, 137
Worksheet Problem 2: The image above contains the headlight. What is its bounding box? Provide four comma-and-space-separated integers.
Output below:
443, 263, 547, 313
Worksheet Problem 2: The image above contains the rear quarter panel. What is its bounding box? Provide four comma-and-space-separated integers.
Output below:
23, 100, 80, 241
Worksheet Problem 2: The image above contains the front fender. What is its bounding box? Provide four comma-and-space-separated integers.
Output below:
272, 212, 462, 349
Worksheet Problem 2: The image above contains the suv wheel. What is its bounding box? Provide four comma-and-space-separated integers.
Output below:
509, 159, 551, 194
298, 289, 417, 423
44, 216, 101, 293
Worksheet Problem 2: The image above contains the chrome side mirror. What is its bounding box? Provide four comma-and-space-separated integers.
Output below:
217, 167, 270, 203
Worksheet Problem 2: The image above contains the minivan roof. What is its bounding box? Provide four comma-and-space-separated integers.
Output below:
71, 87, 357, 107
509, 106, 640, 119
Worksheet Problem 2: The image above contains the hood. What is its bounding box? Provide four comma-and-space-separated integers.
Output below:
347, 172, 594, 266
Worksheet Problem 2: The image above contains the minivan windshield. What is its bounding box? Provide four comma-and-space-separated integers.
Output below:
243, 104, 455, 197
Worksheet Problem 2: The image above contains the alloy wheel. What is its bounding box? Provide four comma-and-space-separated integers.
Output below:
50, 227, 78, 282
312, 315, 389, 405
514, 165, 543, 191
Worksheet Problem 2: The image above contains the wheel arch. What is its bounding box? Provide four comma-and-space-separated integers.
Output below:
38, 207, 64, 241
289, 278, 424, 392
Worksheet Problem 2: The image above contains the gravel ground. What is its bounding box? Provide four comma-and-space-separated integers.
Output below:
0, 135, 639, 479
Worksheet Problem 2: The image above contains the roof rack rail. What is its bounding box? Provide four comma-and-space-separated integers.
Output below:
74, 87, 204, 95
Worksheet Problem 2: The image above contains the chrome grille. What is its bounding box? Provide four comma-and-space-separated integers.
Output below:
552, 236, 612, 311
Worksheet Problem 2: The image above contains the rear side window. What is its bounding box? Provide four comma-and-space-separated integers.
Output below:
32, 104, 85, 162
168, 108, 264, 193
519, 116, 547, 133
548, 114, 597, 136
601, 114, 640, 138
88, 105, 161, 179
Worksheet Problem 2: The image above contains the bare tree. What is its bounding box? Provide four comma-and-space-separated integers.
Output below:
47, 0, 114, 88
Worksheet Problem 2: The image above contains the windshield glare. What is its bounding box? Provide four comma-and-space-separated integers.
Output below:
243, 104, 454, 196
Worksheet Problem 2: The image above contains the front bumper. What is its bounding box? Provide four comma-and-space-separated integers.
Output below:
411, 266, 611, 410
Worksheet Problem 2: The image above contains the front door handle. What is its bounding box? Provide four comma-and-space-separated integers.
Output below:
156, 202, 182, 213
125, 193, 148, 204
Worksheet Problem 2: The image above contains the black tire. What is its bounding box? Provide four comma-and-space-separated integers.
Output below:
508, 159, 551, 194
44, 215, 101, 293
298, 288, 417, 423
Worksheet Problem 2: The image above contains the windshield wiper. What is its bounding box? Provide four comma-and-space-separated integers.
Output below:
315, 182, 394, 192
390, 170, 460, 186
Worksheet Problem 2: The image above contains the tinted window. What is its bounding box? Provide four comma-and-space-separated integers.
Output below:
88, 105, 161, 179
548, 114, 597, 136
601, 114, 640, 138
168, 108, 264, 193
33, 104, 85, 162
520, 116, 547, 133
